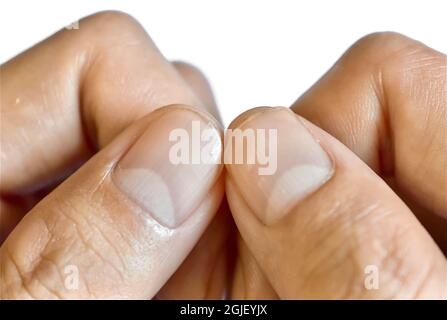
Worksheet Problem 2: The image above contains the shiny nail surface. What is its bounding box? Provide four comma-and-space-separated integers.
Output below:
114, 108, 222, 228
226, 107, 332, 225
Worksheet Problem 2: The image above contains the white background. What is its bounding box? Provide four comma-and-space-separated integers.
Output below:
1, 0, 446, 125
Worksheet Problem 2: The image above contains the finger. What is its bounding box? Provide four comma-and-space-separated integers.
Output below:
155, 63, 232, 299
1, 105, 224, 299
226, 107, 447, 299
0, 197, 35, 244
173, 61, 221, 123
291, 32, 447, 220
0, 54, 219, 244
0, 11, 202, 194
156, 201, 234, 299
230, 234, 278, 299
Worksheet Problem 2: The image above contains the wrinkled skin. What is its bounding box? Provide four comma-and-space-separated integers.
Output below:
1, 11, 446, 299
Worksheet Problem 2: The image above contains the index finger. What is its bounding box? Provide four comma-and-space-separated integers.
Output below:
0, 11, 212, 195
291, 32, 447, 250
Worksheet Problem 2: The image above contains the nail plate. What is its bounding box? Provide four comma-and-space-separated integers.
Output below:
113, 108, 222, 228
227, 107, 332, 225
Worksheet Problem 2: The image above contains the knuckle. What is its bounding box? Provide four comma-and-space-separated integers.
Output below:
78, 10, 149, 47
0, 246, 51, 299
354, 31, 409, 49
0, 212, 68, 299
348, 32, 446, 73
300, 195, 412, 298
85, 10, 142, 33
376, 228, 440, 298
350, 31, 412, 57
347, 205, 441, 298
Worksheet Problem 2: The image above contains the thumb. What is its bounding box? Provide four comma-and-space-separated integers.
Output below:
225, 107, 446, 299
1, 105, 223, 299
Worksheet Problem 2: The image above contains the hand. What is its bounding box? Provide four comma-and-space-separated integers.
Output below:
0, 11, 230, 299
2, 11, 446, 300
226, 32, 447, 299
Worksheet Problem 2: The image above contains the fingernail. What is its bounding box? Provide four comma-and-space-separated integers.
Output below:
226, 107, 332, 225
113, 107, 222, 228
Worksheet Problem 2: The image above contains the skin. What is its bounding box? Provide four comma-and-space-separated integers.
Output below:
0, 11, 446, 299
